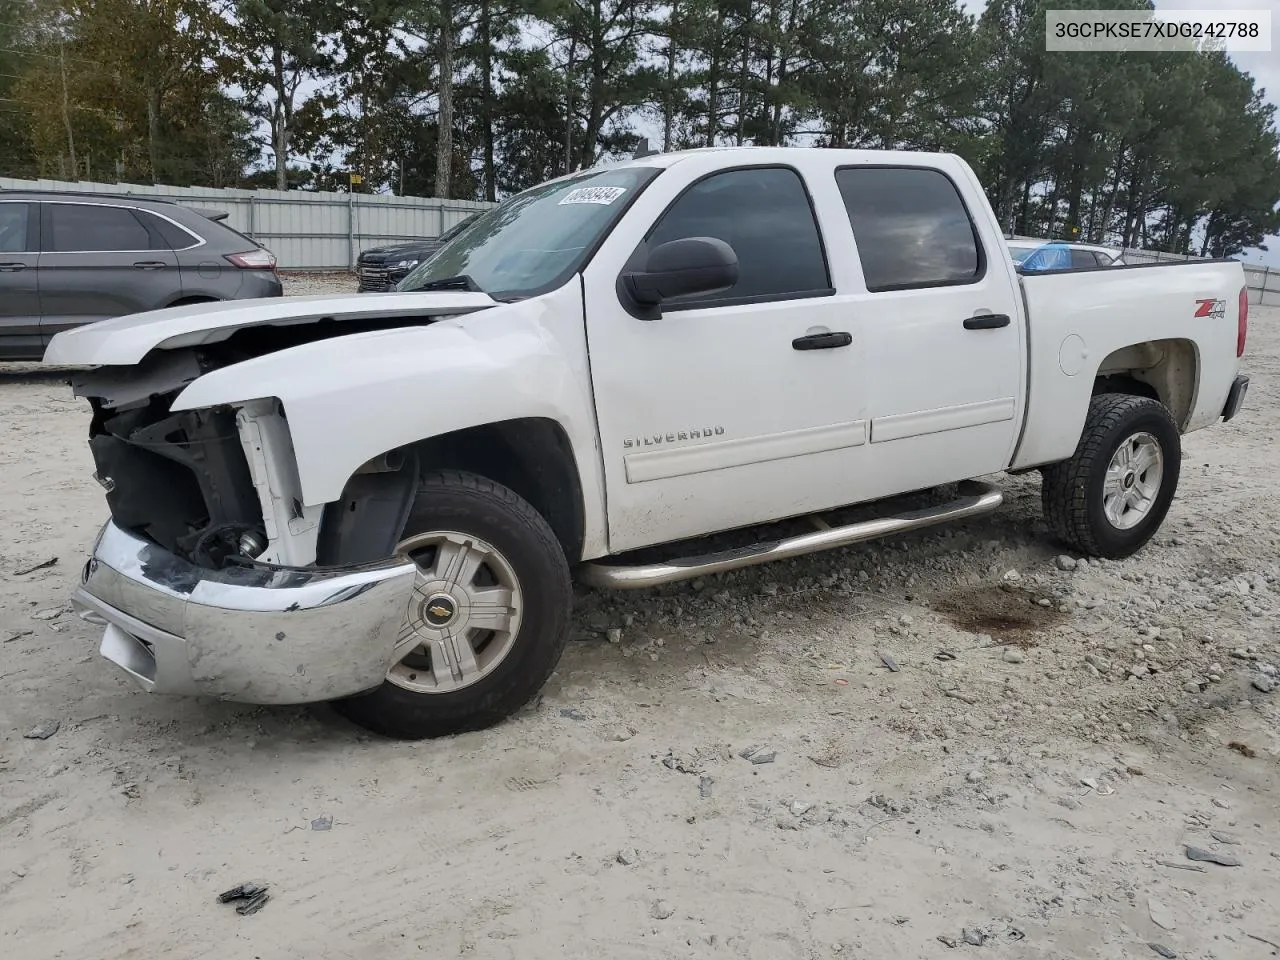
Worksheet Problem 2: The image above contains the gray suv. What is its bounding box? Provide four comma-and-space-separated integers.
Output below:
0, 191, 283, 361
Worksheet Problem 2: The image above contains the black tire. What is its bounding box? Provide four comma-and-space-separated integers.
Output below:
1041, 393, 1181, 559
334, 470, 572, 739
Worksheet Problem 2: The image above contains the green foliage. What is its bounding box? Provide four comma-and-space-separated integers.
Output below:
0, 0, 39, 177
0, 0, 1274, 255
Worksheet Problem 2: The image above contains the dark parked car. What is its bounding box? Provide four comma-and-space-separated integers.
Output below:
356, 212, 482, 292
0, 191, 282, 361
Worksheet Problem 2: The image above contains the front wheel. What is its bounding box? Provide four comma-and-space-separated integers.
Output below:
1041, 393, 1181, 559
334, 470, 572, 739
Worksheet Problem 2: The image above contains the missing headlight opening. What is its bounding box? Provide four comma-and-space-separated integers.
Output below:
75, 354, 267, 570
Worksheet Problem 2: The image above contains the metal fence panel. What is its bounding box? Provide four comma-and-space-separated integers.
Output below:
0, 176, 496, 271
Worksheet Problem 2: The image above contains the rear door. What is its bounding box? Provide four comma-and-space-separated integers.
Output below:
38, 201, 180, 342
835, 163, 1025, 500
0, 201, 42, 359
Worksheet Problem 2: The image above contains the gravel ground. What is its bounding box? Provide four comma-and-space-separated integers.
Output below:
280, 271, 360, 296
1, 280, 1277, 959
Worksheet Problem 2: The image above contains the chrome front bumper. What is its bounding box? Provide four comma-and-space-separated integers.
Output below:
73, 522, 417, 705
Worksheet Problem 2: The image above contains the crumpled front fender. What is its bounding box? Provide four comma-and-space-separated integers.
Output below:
170, 281, 607, 550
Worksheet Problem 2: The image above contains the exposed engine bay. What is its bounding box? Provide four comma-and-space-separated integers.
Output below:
74, 315, 443, 569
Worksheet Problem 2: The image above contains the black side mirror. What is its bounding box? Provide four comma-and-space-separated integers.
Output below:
621, 236, 739, 319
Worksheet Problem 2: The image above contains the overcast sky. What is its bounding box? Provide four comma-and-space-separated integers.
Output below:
959, 0, 1280, 263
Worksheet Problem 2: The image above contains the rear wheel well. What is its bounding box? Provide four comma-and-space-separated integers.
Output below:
1092, 374, 1158, 401
406, 419, 586, 563
167, 295, 219, 308
1094, 338, 1197, 429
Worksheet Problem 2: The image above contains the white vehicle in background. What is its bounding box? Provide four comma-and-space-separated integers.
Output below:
1008, 238, 1126, 270
46, 146, 1249, 740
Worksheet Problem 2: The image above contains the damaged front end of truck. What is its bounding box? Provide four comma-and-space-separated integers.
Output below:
55, 294, 503, 704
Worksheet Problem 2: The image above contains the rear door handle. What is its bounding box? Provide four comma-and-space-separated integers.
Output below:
963, 313, 1011, 330
133, 261, 167, 270
0, 262, 26, 272
792, 331, 853, 350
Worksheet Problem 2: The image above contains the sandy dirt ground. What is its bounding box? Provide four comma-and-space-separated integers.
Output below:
1, 277, 1277, 960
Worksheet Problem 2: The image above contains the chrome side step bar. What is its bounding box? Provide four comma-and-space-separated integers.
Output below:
579, 480, 1003, 590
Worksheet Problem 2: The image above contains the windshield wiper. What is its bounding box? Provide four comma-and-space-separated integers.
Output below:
408, 274, 484, 293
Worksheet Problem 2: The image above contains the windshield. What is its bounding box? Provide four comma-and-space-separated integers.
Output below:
398, 166, 661, 300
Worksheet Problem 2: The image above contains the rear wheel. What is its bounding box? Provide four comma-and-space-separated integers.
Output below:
1041, 393, 1181, 559
334, 470, 572, 739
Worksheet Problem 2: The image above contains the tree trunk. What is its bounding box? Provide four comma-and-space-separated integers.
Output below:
578, 0, 605, 170
435, 0, 455, 199
1044, 178, 1061, 237
480, 0, 495, 200
564, 37, 577, 174
1122, 163, 1147, 248
1096, 149, 1125, 244
735, 5, 750, 145
146, 89, 161, 182
706, 14, 721, 147
272, 44, 288, 190
59, 45, 76, 178
1199, 211, 1218, 257
1064, 164, 1084, 237
771, 0, 799, 144
662, 0, 679, 151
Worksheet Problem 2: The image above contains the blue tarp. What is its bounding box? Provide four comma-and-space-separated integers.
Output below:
1018, 243, 1072, 272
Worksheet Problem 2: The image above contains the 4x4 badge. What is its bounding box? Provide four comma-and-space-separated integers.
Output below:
1194, 298, 1226, 320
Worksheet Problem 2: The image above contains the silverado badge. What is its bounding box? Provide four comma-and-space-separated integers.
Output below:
623, 426, 725, 449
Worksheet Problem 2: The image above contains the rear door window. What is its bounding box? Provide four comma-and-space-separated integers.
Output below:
46, 203, 154, 252
835, 167, 983, 292
136, 210, 200, 250
1069, 249, 1097, 269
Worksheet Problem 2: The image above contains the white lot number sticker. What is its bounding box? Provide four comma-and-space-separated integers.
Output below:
559, 185, 627, 206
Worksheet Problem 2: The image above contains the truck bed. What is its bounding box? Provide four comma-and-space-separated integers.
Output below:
1011, 258, 1246, 470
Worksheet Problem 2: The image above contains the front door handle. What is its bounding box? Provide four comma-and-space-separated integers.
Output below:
792, 331, 853, 351
964, 313, 1011, 330
0, 262, 26, 272
133, 261, 167, 270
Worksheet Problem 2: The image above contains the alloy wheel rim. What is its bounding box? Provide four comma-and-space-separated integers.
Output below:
387, 531, 523, 694
1102, 431, 1164, 531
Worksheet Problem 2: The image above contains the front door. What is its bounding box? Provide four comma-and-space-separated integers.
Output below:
38, 201, 179, 341
0, 202, 42, 359
583, 163, 867, 553
834, 164, 1025, 500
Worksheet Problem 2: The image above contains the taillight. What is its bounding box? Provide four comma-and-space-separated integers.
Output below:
225, 248, 277, 270
1238, 285, 1248, 358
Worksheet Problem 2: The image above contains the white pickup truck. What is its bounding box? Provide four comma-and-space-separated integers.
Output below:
46, 146, 1250, 739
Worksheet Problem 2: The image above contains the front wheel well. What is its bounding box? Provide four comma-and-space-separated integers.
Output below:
404, 419, 586, 564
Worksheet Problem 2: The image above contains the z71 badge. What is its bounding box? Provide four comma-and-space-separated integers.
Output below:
1194, 298, 1227, 320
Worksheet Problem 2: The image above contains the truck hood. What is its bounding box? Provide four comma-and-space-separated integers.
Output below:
358, 241, 440, 262
42, 291, 498, 367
